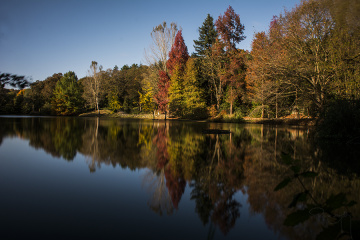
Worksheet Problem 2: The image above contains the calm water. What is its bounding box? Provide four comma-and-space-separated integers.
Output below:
0, 117, 359, 240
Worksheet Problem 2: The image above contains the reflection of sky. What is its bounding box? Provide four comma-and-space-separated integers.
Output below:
0, 136, 285, 239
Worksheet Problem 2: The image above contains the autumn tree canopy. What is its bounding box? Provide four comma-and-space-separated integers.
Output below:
215, 5, 245, 50
166, 30, 190, 76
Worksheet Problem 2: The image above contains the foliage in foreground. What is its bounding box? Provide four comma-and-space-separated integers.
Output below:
274, 153, 359, 240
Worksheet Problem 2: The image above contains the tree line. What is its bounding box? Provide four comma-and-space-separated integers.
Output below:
1, 0, 359, 119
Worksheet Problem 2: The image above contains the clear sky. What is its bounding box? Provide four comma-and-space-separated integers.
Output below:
0, 0, 300, 82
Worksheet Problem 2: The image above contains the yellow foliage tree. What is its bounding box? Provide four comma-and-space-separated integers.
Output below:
139, 81, 155, 113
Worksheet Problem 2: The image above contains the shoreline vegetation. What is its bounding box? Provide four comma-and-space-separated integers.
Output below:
77, 109, 316, 126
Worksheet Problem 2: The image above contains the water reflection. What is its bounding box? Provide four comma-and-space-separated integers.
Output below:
0, 117, 359, 239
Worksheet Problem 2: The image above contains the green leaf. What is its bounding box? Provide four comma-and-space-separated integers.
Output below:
284, 209, 311, 226
325, 193, 347, 211
300, 171, 318, 178
288, 191, 308, 208
274, 177, 292, 191
281, 152, 292, 165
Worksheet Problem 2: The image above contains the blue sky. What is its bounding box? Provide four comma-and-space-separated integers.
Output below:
0, 0, 300, 82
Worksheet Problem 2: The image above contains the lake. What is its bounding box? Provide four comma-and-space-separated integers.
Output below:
0, 116, 359, 240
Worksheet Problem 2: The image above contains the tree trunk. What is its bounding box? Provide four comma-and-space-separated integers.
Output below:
275, 92, 278, 119
96, 100, 100, 115
229, 87, 233, 115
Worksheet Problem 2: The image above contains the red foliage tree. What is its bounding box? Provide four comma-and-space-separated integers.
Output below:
223, 49, 247, 114
215, 6, 245, 50
166, 30, 189, 75
154, 70, 170, 114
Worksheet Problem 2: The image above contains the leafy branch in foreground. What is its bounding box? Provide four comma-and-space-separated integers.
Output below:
0, 72, 29, 89
274, 153, 358, 240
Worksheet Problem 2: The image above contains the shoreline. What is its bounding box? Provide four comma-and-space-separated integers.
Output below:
1, 111, 316, 126
78, 110, 316, 126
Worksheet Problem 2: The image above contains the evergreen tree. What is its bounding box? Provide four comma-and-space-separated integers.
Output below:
193, 14, 218, 58
183, 58, 207, 118
52, 71, 83, 115
169, 65, 184, 117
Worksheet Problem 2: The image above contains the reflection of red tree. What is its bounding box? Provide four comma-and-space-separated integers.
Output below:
153, 127, 169, 169
152, 126, 186, 209
165, 165, 186, 209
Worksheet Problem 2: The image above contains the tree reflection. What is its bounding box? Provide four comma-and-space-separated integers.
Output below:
143, 123, 174, 215
79, 119, 145, 172
0, 117, 84, 161
0, 117, 359, 239
242, 125, 360, 240
52, 118, 83, 160
153, 125, 169, 170
81, 117, 100, 172
164, 166, 186, 209
143, 169, 174, 216
189, 129, 246, 235
211, 189, 240, 235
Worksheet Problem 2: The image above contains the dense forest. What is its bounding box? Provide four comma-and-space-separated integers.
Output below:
1, 0, 359, 121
